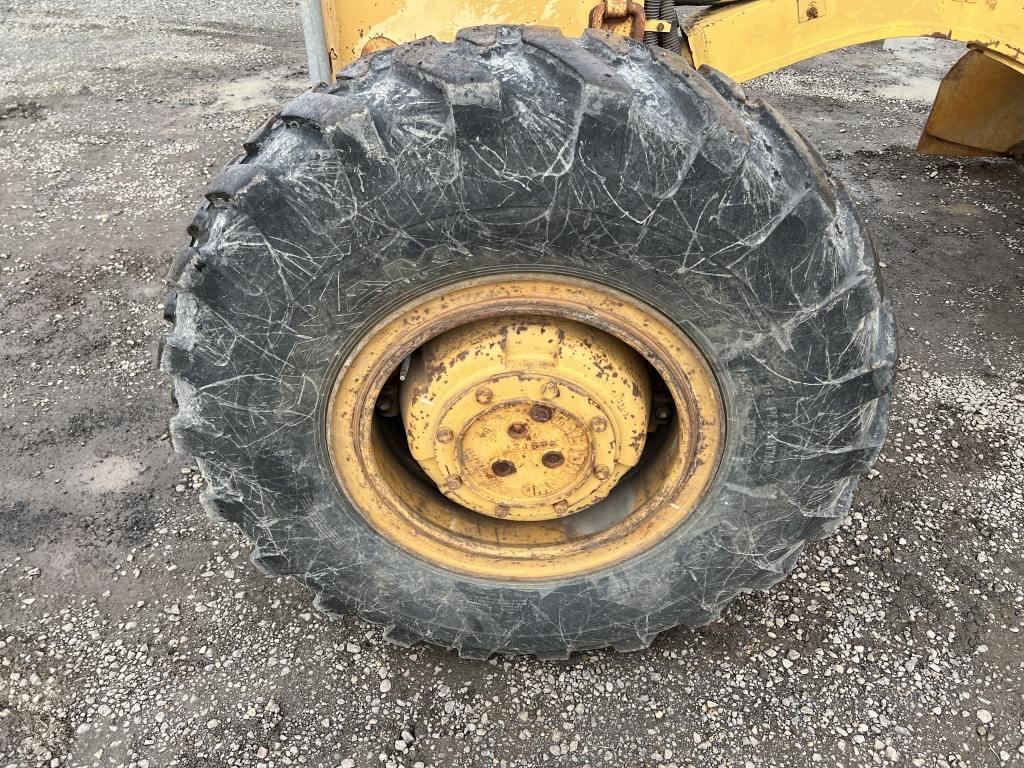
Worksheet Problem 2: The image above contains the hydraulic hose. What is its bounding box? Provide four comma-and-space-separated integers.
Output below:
659, 0, 682, 52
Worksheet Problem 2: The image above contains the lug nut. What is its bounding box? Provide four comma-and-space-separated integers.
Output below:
541, 381, 559, 399
553, 500, 569, 515
508, 422, 529, 438
491, 459, 516, 477
494, 504, 510, 518
541, 451, 564, 469
529, 404, 552, 423
475, 387, 493, 404
590, 416, 608, 433
593, 464, 610, 481
445, 474, 462, 491
436, 427, 454, 444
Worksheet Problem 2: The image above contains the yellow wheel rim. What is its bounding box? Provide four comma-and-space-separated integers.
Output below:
327, 275, 724, 581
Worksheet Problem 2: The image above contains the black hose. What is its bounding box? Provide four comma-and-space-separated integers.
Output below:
659, 0, 682, 52
643, 0, 660, 45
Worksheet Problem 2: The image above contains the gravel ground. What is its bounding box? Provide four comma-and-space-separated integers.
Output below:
1, 3, 1023, 767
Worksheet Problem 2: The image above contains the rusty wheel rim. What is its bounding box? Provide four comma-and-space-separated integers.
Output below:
327, 275, 724, 581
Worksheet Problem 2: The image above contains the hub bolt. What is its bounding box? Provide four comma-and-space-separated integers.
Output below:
541, 451, 564, 469
593, 464, 610, 481
491, 460, 516, 477
445, 474, 463, 491
475, 387, 493, 404
553, 500, 569, 515
590, 416, 608, 433
529, 404, 552, 423
436, 427, 454, 444
494, 504, 510, 518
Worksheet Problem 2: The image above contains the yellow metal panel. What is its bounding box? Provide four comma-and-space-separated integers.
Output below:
918, 48, 1024, 158
320, 0, 593, 72
321, 0, 1024, 82
683, 0, 1024, 82
319, 0, 1024, 160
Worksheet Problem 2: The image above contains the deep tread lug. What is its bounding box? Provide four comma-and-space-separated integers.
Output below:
456, 644, 494, 661
521, 27, 632, 119
313, 592, 354, 617
334, 57, 370, 84
200, 489, 242, 524
456, 25, 500, 48
163, 292, 177, 323
394, 42, 501, 109
186, 204, 210, 243
382, 625, 422, 648
280, 91, 387, 159
204, 163, 267, 203
250, 548, 291, 576
243, 114, 279, 156
581, 27, 649, 60
698, 64, 749, 104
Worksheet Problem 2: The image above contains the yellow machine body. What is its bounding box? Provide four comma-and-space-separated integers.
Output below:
315, 0, 1024, 160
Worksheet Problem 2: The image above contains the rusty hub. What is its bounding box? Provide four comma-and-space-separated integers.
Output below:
399, 317, 652, 522
326, 275, 724, 581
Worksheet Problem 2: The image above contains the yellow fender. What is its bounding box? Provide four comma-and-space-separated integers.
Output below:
311, 0, 1024, 158
682, 0, 1023, 81
681, 0, 1024, 159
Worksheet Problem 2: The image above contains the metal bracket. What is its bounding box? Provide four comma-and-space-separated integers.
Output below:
588, 0, 647, 41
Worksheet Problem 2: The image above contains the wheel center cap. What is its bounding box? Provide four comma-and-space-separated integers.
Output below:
399, 316, 652, 521
458, 398, 598, 517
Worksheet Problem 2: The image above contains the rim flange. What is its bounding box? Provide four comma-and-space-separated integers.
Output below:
326, 274, 725, 582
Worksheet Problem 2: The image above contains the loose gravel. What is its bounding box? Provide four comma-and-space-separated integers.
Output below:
1, 3, 1022, 767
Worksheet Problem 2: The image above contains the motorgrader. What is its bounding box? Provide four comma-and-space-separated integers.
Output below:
160, 0, 1024, 658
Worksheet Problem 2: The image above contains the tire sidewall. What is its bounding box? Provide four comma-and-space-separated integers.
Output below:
255, 218, 790, 650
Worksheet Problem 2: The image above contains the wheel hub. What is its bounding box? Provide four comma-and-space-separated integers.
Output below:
399, 317, 651, 521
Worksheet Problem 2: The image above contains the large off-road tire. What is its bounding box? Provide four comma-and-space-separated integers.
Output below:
161, 26, 896, 658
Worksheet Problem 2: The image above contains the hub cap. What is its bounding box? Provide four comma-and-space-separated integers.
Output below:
399, 317, 652, 521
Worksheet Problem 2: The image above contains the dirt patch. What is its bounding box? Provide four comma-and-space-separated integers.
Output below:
0, 101, 47, 121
